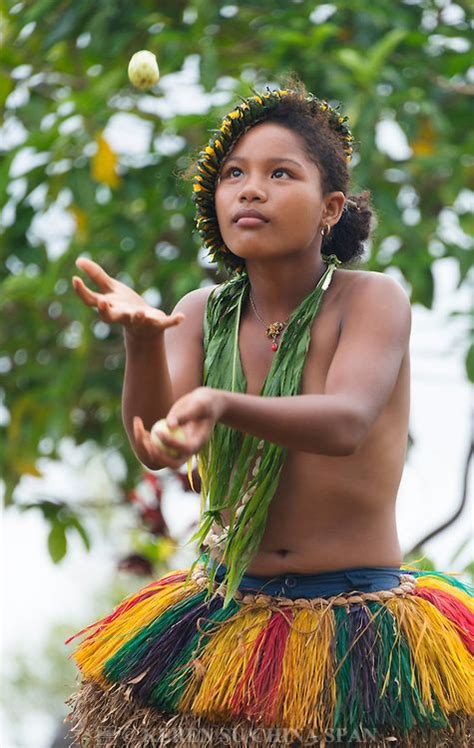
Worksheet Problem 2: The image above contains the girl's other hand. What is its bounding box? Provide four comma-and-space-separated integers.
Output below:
132, 416, 189, 471
72, 256, 185, 341
132, 387, 224, 470
157, 387, 225, 459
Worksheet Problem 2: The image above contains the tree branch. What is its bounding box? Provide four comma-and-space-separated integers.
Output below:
407, 423, 473, 555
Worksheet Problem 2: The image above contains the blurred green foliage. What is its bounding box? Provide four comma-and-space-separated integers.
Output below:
1, 0, 472, 561
4, 571, 154, 746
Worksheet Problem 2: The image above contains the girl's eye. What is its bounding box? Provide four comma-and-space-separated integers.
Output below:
273, 169, 289, 178
224, 167, 290, 178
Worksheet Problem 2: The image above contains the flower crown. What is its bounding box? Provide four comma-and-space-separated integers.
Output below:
191, 87, 354, 274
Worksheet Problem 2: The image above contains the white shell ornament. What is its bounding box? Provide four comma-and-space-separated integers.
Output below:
128, 50, 160, 90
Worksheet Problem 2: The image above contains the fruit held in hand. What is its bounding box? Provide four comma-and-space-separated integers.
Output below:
151, 419, 186, 458
128, 50, 160, 90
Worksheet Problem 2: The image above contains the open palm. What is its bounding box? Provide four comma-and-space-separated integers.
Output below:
72, 256, 185, 340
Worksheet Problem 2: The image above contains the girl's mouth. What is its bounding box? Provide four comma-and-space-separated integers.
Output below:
235, 217, 268, 228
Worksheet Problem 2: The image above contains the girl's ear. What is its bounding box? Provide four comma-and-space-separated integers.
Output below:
322, 191, 346, 226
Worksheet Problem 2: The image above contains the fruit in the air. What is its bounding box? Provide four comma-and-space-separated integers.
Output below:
128, 50, 160, 90
151, 419, 186, 458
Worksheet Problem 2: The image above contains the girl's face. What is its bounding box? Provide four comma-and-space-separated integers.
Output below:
214, 122, 337, 264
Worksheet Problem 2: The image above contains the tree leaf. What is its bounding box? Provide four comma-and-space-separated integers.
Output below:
67, 516, 91, 551
47, 520, 68, 564
466, 343, 474, 384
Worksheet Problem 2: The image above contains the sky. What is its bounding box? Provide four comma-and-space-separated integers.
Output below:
1, 53, 473, 748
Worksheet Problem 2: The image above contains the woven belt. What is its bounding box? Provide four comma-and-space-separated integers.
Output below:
191, 564, 417, 610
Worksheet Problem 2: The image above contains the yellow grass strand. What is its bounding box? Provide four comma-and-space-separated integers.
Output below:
179, 608, 271, 721
278, 607, 336, 732
72, 579, 197, 682
388, 596, 474, 715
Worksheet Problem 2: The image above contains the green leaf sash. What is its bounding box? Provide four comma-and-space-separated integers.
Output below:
185, 254, 341, 607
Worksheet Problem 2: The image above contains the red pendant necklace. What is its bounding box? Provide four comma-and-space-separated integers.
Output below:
248, 292, 290, 351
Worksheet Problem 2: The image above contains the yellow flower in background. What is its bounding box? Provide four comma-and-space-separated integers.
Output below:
91, 134, 121, 188
154, 535, 176, 563
411, 119, 436, 156
70, 205, 88, 239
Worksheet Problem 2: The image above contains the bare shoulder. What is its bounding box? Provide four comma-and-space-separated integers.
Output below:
334, 268, 411, 319
170, 283, 219, 339
334, 268, 409, 295
174, 283, 219, 308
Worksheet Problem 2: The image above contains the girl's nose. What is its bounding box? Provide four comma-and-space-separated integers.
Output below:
237, 182, 266, 201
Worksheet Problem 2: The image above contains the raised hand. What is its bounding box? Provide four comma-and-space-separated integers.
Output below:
72, 256, 185, 341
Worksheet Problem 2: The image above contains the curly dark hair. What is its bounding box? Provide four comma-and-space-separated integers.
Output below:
179, 75, 376, 274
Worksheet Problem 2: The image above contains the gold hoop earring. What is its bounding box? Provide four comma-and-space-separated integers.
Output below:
320, 223, 331, 238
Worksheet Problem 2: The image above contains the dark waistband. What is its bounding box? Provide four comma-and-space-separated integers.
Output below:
204, 556, 405, 598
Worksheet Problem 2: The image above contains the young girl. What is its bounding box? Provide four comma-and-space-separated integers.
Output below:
67, 81, 473, 746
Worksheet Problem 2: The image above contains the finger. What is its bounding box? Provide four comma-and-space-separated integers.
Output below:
166, 413, 180, 429
130, 309, 167, 328
106, 307, 165, 329
163, 313, 186, 327
72, 276, 102, 308
96, 298, 132, 324
126, 310, 186, 335
166, 399, 205, 429
155, 426, 189, 454
97, 303, 138, 326
158, 425, 197, 463
96, 298, 114, 321
143, 311, 185, 331
132, 416, 151, 463
133, 416, 170, 466
75, 257, 115, 293
97, 298, 134, 325
152, 422, 191, 456
134, 417, 185, 469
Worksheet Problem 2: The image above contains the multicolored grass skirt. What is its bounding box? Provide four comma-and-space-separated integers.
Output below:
65, 561, 473, 746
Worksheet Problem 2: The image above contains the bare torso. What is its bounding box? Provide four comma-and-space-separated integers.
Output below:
205, 268, 409, 575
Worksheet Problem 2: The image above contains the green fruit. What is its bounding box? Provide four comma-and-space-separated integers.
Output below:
150, 418, 186, 458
